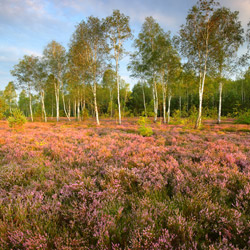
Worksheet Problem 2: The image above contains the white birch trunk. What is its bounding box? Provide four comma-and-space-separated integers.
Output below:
153, 75, 158, 122
142, 84, 147, 117
29, 91, 33, 122
167, 90, 172, 124
217, 82, 223, 124
41, 90, 47, 122
93, 82, 100, 125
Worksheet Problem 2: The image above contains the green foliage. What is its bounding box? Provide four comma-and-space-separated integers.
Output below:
0, 97, 8, 119
81, 109, 89, 121
137, 116, 153, 137
235, 110, 250, 124
202, 107, 217, 119
188, 105, 198, 123
171, 110, 188, 125
8, 108, 27, 128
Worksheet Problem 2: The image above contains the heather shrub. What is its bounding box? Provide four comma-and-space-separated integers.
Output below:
0, 120, 250, 249
7, 108, 26, 128
137, 116, 153, 137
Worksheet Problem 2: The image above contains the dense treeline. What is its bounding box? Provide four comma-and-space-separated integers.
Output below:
1, 0, 250, 127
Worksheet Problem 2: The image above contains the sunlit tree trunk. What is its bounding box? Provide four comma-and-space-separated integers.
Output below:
93, 81, 100, 125
142, 84, 147, 117
153, 75, 158, 122
41, 90, 47, 122
116, 58, 121, 125
54, 81, 60, 122
29, 91, 33, 122
217, 81, 223, 124
167, 89, 172, 124
162, 71, 166, 124
62, 93, 71, 121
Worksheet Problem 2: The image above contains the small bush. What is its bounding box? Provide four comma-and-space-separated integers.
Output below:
8, 109, 27, 128
203, 107, 217, 119
137, 117, 153, 136
81, 109, 89, 121
235, 110, 250, 124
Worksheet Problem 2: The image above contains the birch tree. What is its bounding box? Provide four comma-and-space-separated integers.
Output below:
71, 17, 108, 125
33, 57, 48, 122
11, 55, 37, 122
105, 10, 132, 125
3, 82, 17, 112
43, 41, 67, 122
130, 17, 164, 122
103, 69, 116, 117
179, 0, 219, 128
155, 32, 181, 123
210, 7, 244, 124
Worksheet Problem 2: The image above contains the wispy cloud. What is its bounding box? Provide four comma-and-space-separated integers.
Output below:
220, 0, 250, 28
0, 46, 42, 64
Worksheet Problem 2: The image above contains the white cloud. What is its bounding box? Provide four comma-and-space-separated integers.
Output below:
220, 0, 250, 27
0, 46, 42, 64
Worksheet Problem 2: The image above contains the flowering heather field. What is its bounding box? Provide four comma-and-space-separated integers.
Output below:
0, 119, 250, 249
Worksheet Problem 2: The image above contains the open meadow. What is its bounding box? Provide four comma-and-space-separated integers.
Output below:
0, 119, 250, 249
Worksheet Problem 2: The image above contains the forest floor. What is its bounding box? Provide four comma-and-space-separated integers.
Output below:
0, 119, 250, 249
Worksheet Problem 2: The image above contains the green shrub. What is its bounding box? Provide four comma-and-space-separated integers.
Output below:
235, 110, 250, 124
137, 117, 153, 136
8, 108, 27, 128
202, 107, 217, 119
81, 109, 89, 121
188, 106, 198, 123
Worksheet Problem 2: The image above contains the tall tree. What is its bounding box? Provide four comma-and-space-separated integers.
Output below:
43, 41, 67, 122
11, 55, 37, 122
179, 0, 219, 128
210, 7, 244, 124
33, 57, 49, 122
103, 69, 116, 117
105, 10, 132, 124
155, 32, 181, 123
129, 17, 164, 122
3, 82, 17, 112
71, 17, 108, 125
18, 90, 29, 117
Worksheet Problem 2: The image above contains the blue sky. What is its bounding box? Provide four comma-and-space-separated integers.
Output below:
0, 0, 249, 90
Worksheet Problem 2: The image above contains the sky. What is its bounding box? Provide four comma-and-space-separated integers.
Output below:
0, 0, 250, 90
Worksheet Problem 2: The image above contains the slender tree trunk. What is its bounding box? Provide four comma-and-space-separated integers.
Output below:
217, 81, 223, 124
167, 89, 172, 124
77, 98, 80, 121
74, 99, 77, 120
142, 83, 147, 117
116, 58, 121, 125
162, 82, 166, 124
62, 93, 71, 121
54, 82, 60, 122
29, 91, 33, 122
195, 71, 206, 129
41, 90, 47, 122
93, 82, 100, 125
153, 75, 158, 122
